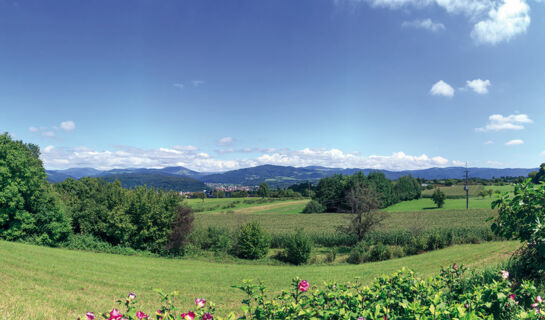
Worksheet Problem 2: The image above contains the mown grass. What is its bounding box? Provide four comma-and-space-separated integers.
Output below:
0, 240, 519, 320
186, 197, 305, 213
383, 197, 496, 212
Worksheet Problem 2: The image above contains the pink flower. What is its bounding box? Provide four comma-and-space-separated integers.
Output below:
195, 298, 206, 308
136, 311, 149, 319
501, 270, 509, 280
181, 311, 196, 320
128, 292, 136, 300
156, 310, 163, 320
86, 312, 95, 320
357, 318, 366, 320
453, 263, 458, 270
532, 303, 539, 308
298, 280, 310, 292
509, 293, 516, 301
464, 304, 469, 309
108, 309, 123, 320
202, 313, 213, 320
536, 296, 543, 304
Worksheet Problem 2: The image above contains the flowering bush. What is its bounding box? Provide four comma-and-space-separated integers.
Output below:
80, 265, 545, 320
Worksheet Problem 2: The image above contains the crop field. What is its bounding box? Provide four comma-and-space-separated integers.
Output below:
195, 204, 493, 235
422, 185, 484, 198
0, 240, 519, 320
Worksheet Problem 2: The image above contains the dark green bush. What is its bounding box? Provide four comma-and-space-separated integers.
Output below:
347, 241, 370, 264
235, 222, 270, 260
368, 242, 391, 262
283, 229, 312, 265
325, 248, 336, 263
301, 200, 325, 214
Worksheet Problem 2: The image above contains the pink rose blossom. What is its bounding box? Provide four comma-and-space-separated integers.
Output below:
509, 293, 516, 301
108, 309, 123, 320
501, 270, 509, 280
195, 298, 206, 308
86, 312, 95, 320
532, 303, 539, 308
136, 311, 149, 319
453, 263, 458, 270
128, 292, 136, 300
181, 311, 196, 320
202, 313, 213, 320
298, 280, 310, 292
536, 296, 543, 304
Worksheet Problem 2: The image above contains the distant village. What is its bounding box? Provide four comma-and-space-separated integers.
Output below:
180, 184, 253, 199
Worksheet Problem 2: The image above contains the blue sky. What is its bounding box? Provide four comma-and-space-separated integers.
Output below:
1, 0, 544, 171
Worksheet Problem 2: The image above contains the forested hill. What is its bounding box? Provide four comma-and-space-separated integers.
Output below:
47, 164, 537, 188
100, 173, 206, 192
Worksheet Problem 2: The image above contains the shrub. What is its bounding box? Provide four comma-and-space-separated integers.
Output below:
301, 200, 325, 213
426, 232, 447, 251
432, 188, 446, 208
235, 222, 270, 260
283, 229, 312, 265
368, 242, 391, 262
325, 248, 336, 263
347, 241, 370, 264
167, 206, 194, 254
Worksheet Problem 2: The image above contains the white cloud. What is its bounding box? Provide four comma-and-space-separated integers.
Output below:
484, 140, 494, 144
173, 83, 184, 89
505, 139, 524, 145
40, 145, 458, 172
29, 126, 38, 132
60, 121, 76, 131
217, 137, 234, 146
338, 0, 532, 43
41, 131, 55, 137
541, 151, 545, 156
471, 0, 530, 45
43, 145, 55, 153
192, 80, 205, 87
476, 113, 533, 132
466, 79, 491, 94
430, 80, 455, 97
402, 18, 446, 32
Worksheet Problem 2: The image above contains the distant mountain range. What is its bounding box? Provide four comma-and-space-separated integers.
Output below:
45, 164, 537, 191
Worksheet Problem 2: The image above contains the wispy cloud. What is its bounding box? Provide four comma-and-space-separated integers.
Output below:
466, 79, 491, 94
192, 80, 205, 87
476, 114, 533, 132
430, 80, 455, 97
402, 18, 445, 32
60, 120, 76, 131
484, 140, 494, 144
173, 83, 185, 89
217, 137, 234, 147
505, 139, 524, 146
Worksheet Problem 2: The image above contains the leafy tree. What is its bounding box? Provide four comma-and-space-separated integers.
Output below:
314, 174, 346, 212
192, 191, 206, 202
394, 175, 422, 201
301, 200, 325, 213
167, 206, 195, 254
230, 190, 248, 198
491, 179, 545, 279
236, 222, 270, 259
432, 188, 446, 208
0, 133, 71, 244
341, 184, 386, 241
212, 189, 226, 198
531, 163, 545, 184
283, 229, 312, 265
257, 182, 270, 198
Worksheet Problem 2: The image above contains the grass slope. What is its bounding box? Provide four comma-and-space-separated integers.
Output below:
0, 241, 518, 320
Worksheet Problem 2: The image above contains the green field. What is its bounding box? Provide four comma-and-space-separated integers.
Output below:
0, 240, 519, 320
383, 197, 496, 212
186, 197, 305, 213
422, 185, 484, 198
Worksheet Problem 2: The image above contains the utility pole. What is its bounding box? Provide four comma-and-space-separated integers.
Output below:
464, 163, 469, 210
308, 181, 311, 199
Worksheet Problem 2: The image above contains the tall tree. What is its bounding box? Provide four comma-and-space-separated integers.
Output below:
341, 184, 386, 241
0, 133, 70, 244
257, 182, 270, 198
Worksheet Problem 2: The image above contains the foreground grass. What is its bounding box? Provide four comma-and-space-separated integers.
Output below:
0, 241, 518, 319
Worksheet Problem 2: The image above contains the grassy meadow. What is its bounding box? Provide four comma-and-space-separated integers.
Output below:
0, 240, 519, 320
